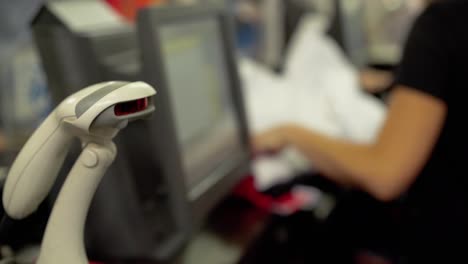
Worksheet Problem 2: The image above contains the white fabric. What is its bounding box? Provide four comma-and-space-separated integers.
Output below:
239, 15, 387, 190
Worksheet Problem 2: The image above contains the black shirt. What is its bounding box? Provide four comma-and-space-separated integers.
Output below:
394, 0, 468, 260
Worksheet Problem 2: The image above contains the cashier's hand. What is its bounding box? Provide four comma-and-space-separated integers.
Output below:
252, 126, 291, 154
360, 68, 393, 94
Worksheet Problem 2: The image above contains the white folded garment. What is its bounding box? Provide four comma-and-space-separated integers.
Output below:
239, 14, 387, 191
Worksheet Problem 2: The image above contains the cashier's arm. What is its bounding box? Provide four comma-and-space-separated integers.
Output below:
253, 86, 447, 201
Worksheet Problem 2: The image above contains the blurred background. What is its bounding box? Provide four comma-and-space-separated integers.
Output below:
0, 0, 428, 263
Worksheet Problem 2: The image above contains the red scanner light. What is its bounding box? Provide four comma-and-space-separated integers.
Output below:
114, 98, 148, 116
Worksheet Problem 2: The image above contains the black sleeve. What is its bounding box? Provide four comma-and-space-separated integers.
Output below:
394, 4, 449, 103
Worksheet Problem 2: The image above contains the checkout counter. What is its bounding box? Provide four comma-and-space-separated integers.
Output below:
0, 0, 408, 263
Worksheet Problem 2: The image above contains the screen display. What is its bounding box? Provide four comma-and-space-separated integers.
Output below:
158, 17, 243, 190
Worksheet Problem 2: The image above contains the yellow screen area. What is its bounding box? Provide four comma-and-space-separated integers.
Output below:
159, 18, 242, 190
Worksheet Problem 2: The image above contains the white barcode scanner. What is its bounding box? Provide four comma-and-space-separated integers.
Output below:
2, 81, 156, 264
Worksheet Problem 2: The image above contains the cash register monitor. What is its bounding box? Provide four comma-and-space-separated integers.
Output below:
137, 5, 250, 224
154, 14, 242, 191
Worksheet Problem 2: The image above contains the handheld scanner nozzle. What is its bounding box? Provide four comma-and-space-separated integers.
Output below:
2, 81, 156, 219
88, 96, 155, 139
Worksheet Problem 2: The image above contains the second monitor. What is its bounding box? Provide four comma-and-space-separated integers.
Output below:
137, 3, 251, 228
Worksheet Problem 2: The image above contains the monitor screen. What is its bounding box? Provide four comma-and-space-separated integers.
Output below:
158, 17, 243, 190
